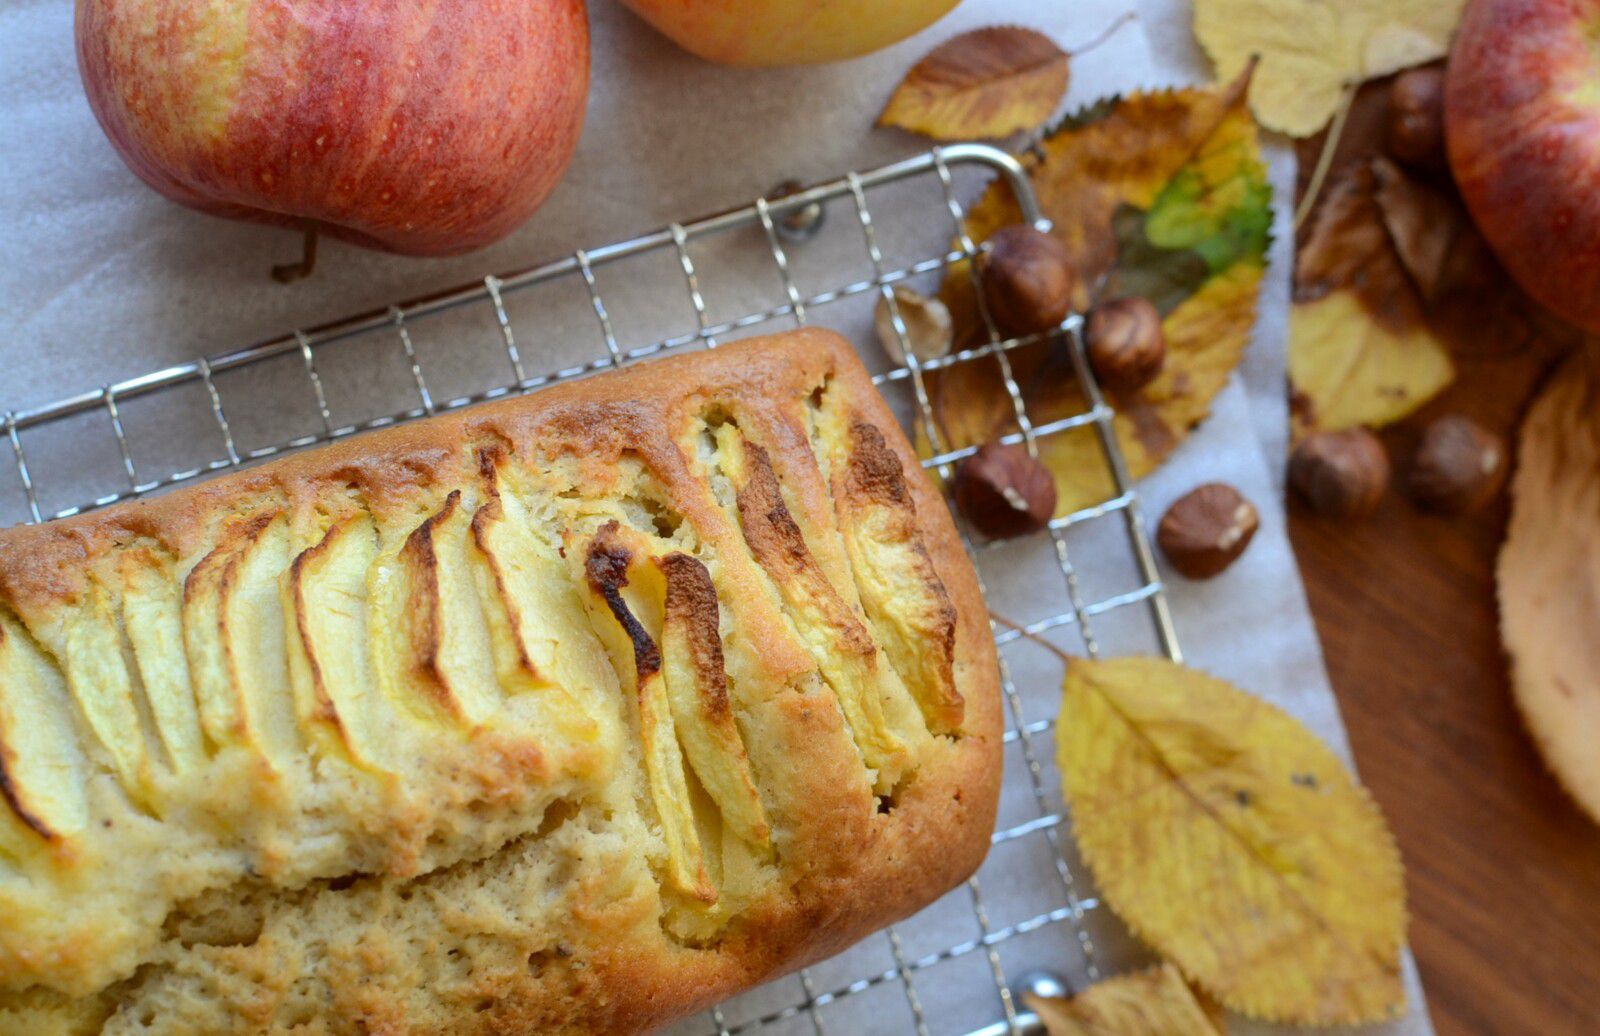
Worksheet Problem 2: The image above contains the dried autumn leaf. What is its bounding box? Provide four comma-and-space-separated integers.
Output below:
879, 26, 1070, 141
1193, 0, 1465, 135
1058, 655, 1408, 1025
1290, 161, 1452, 438
1025, 963, 1226, 1035
1369, 157, 1552, 358
925, 75, 1266, 514
1498, 351, 1600, 826
1369, 157, 1461, 301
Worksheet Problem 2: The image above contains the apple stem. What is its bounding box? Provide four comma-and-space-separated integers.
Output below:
271, 229, 320, 284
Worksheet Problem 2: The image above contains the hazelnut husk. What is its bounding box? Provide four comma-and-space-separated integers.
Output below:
1086, 296, 1166, 393
952, 441, 1057, 540
978, 225, 1075, 338
1289, 428, 1391, 519
874, 285, 953, 366
1386, 67, 1445, 168
1157, 483, 1259, 579
1408, 414, 1506, 514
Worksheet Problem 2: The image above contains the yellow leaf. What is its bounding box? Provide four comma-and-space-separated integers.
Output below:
1192, 0, 1464, 136
952, 73, 1256, 307
1058, 655, 1408, 1025
1289, 293, 1452, 436
1025, 963, 1226, 1035
924, 76, 1265, 515
1290, 162, 1453, 438
1498, 350, 1600, 827
879, 27, 1070, 141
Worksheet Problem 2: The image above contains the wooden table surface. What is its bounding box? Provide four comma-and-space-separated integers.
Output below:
1287, 345, 1600, 1035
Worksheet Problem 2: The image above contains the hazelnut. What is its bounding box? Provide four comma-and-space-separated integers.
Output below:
1386, 67, 1446, 167
1085, 296, 1166, 393
1157, 483, 1259, 579
978, 225, 1075, 338
1289, 428, 1391, 519
952, 441, 1057, 540
1408, 414, 1506, 514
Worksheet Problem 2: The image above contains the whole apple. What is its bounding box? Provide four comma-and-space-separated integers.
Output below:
619, 0, 959, 66
76, 0, 589, 257
1446, 0, 1600, 331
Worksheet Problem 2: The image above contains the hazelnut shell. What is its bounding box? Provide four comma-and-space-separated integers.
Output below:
952, 441, 1057, 540
979, 225, 1075, 339
1408, 414, 1506, 514
1386, 66, 1446, 167
1086, 296, 1166, 393
1157, 483, 1259, 579
1289, 428, 1390, 519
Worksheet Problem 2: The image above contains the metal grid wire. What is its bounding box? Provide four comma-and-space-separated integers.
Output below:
2, 143, 1181, 1036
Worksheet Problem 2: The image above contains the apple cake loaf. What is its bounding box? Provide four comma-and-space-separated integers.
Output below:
0, 329, 1001, 1035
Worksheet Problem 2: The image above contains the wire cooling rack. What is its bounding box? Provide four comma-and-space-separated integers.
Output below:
2, 143, 1181, 1036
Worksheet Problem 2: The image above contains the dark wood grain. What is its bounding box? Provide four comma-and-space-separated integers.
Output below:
1288, 346, 1600, 1036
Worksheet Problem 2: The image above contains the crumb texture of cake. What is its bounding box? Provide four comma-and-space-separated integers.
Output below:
0, 329, 1001, 1035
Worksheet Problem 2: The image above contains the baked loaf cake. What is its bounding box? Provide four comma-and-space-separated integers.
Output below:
0, 329, 1001, 1034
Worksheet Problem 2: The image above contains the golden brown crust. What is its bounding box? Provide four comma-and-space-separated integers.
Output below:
0, 329, 1002, 1034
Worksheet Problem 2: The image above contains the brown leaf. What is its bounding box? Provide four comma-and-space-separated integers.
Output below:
1369, 156, 1460, 301
1295, 162, 1419, 329
1291, 161, 1454, 435
879, 27, 1070, 141
1370, 157, 1554, 357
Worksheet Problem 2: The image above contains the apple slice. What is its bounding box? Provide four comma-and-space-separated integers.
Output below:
26, 580, 158, 801
813, 401, 962, 734
373, 493, 502, 728
712, 423, 910, 786
0, 610, 89, 846
580, 522, 716, 903
119, 549, 207, 773
656, 551, 770, 848
283, 513, 390, 772
468, 488, 604, 749
182, 512, 299, 765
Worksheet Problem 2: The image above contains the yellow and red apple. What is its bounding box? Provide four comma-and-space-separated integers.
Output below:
76, 0, 589, 257
618, 0, 960, 66
1446, 0, 1600, 331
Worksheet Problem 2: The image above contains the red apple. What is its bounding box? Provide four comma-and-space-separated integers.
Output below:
1446, 0, 1600, 331
76, 0, 589, 257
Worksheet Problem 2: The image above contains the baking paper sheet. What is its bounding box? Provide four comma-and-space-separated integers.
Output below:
0, 1, 1430, 1032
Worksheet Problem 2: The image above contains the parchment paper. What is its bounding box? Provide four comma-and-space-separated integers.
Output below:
0, 1, 1429, 1032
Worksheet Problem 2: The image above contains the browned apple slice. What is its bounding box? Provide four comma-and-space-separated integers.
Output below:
580, 523, 716, 903
713, 423, 911, 786
376, 493, 502, 727
468, 487, 603, 748
283, 513, 391, 772
0, 610, 88, 846
119, 549, 206, 773
656, 552, 770, 848
816, 404, 962, 734
181, 512, 299, 764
